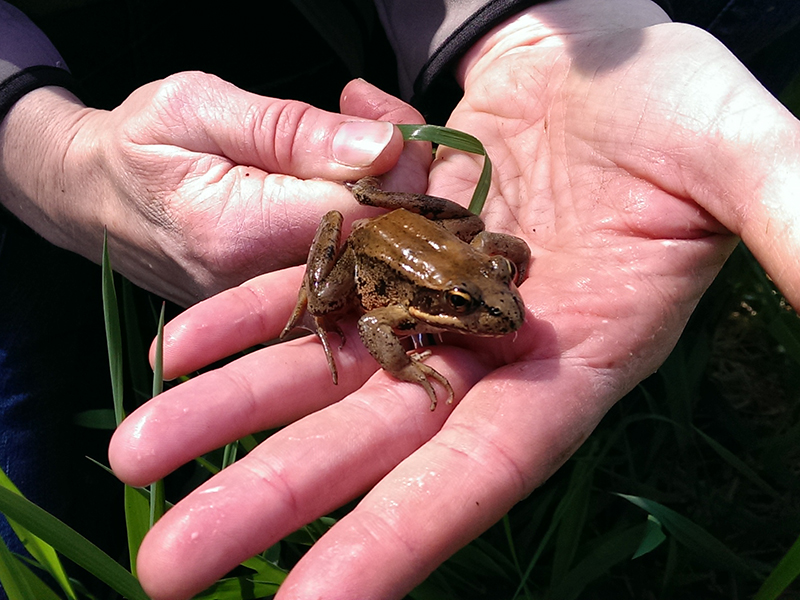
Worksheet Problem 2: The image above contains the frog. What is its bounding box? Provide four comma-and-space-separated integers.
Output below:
280, 176, 531, 410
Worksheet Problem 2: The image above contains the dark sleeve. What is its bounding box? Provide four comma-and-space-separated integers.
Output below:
374, 0, 673, 122
0, 1, 78, 124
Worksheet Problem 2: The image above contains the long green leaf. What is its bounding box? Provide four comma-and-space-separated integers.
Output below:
617, 494, 756, 576
102, 228, 126, 425
754, 532, 800, 600
0, 470, 76, 599
0, 487, 149, 600
149, 303, 167, 526
240, 554, 288, 584
152, 302, 165, 399
0, 536, 38, 600
72, 408, 117, 430
193, 553, 287, 600
632, 515, 667, 559
124, 485, 150, 578
191, 575, 280, 600
222, 441, 239, 470
0, 539, 64, 600
397, 124, 493, 215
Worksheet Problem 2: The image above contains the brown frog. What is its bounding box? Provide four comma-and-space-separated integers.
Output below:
280, 177, 530, 410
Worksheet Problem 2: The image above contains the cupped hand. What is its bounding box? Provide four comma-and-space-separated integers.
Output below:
0, 75, 430, 305
109, 0, 800, 598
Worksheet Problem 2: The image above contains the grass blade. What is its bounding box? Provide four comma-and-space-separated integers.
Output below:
240, 554, 288, 584
191, 576, 280, 599
222, 441, 239, 470
617, 493, 756, 576
0, 535, 60, 600
0, 470, 76, 599
192, 554, 287, 599
0, 487, 148, 600
124, 485, 150, 578
151, 302, 165, 398
102, 228, 125, 425
754, 532, 800, 600
72, 408, 117, 430
397, 124, 493, 215
149, 303, 167, 526
632, 515, 667, 559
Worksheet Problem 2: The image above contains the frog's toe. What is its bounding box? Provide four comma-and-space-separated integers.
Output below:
420, 364, 455, 409
398, 355, 454, 410
312, 316, 346, 385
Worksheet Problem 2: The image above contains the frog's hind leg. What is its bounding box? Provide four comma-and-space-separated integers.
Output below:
280, 287, 345, 384
471, 231, 532, 283
280, 284, 309, 339
311, 315, 346, 385
281, 210, 355, 385
348, 177, 484, 241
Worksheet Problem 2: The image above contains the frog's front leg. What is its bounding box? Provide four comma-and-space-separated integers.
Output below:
281, 210, 356, 384
357, 306, 454, 410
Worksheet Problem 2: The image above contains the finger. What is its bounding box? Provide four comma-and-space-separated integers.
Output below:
274, 362, 614, 600
129, 71, 405, 180
111, 322, 379, 487
152, 267, 305, 379
340, 79, 431, 194
132, 349, 488, 600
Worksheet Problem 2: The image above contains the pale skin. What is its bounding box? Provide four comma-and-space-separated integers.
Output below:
7, 0, 799, 598
0, 71, 426, 306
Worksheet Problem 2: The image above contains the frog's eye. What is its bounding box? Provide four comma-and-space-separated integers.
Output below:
447, 288, 474, 313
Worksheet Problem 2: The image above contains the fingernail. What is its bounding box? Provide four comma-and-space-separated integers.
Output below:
332, 121, 395, 167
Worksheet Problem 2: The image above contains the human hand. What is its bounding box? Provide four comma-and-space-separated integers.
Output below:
0, 75, 429, 305
108, 0, 800, 598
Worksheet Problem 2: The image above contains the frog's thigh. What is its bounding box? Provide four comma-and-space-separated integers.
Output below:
351, 177, 480, 222
305, 227, 357, 317
306, 249, 356, 316
358, 308, 453, 410
471, 231, 532, 282
305, 211, 344, 285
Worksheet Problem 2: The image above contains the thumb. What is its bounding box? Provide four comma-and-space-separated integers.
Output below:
122, 71, 405, 180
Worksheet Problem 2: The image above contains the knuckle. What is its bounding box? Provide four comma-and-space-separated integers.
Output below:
259, 100, 316, 171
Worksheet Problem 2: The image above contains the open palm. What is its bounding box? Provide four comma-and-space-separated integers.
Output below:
109, 3, 800, 599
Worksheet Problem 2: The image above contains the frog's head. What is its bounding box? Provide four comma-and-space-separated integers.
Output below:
408, 256, 525, 336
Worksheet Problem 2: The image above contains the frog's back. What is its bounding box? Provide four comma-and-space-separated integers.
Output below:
350, 209, 488, 291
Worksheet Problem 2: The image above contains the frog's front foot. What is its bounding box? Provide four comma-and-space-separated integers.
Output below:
358, 310, 454, 410
403, 350, 455, 410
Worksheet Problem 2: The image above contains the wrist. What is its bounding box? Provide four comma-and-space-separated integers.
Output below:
0, 85, 100, 254
457, 0, 671, 88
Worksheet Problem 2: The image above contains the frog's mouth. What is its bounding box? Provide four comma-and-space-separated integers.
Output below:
407, 300, 524, 336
